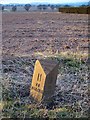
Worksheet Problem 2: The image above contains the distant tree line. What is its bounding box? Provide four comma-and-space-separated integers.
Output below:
37, 4, 60, 10
1, 3, 89, 12
24, 4, 31, 11
1, 4, 31, 12
1, 4, 61, 12
12, 5, 17, 12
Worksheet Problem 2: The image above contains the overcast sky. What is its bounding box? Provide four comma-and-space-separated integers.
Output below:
0, 0, 89, 4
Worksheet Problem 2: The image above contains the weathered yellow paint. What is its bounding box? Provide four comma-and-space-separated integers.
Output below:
30, 59, 59, 102
30, 60, 46, 101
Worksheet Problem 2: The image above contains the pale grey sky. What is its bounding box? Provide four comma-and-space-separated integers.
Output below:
0, 0, 89, 4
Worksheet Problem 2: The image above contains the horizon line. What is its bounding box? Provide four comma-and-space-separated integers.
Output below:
0, 2, 89, 5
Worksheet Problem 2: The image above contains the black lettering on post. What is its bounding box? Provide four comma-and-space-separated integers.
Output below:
37, 74, 39, 81
37, 74, 42, 81
40, 74, 42, 81
36, 83, 38, 86
38, 84, 40, 87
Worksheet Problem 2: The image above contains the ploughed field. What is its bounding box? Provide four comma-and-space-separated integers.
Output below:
2, 12, 88, 56
2, 12, 89, 118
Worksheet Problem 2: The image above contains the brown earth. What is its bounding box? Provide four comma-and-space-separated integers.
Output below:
2, 12, 89, 57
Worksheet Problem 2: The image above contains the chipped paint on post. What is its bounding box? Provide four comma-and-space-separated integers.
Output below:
30, 59, 59, 102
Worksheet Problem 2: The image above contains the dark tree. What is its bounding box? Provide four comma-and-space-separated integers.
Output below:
37, 5, 42, 10
42, 5, 47, 10
24, 4, 31, 11
12, 6, 17, 12
2, 6, 4, 11
64, 5, 71, 7
47, 4, 50, 7
56, 5, 61, 9
80, 5, 89, 7
51, 5, 55, 10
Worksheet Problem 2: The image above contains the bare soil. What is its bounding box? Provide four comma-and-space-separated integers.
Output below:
2, 12, 88, 56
